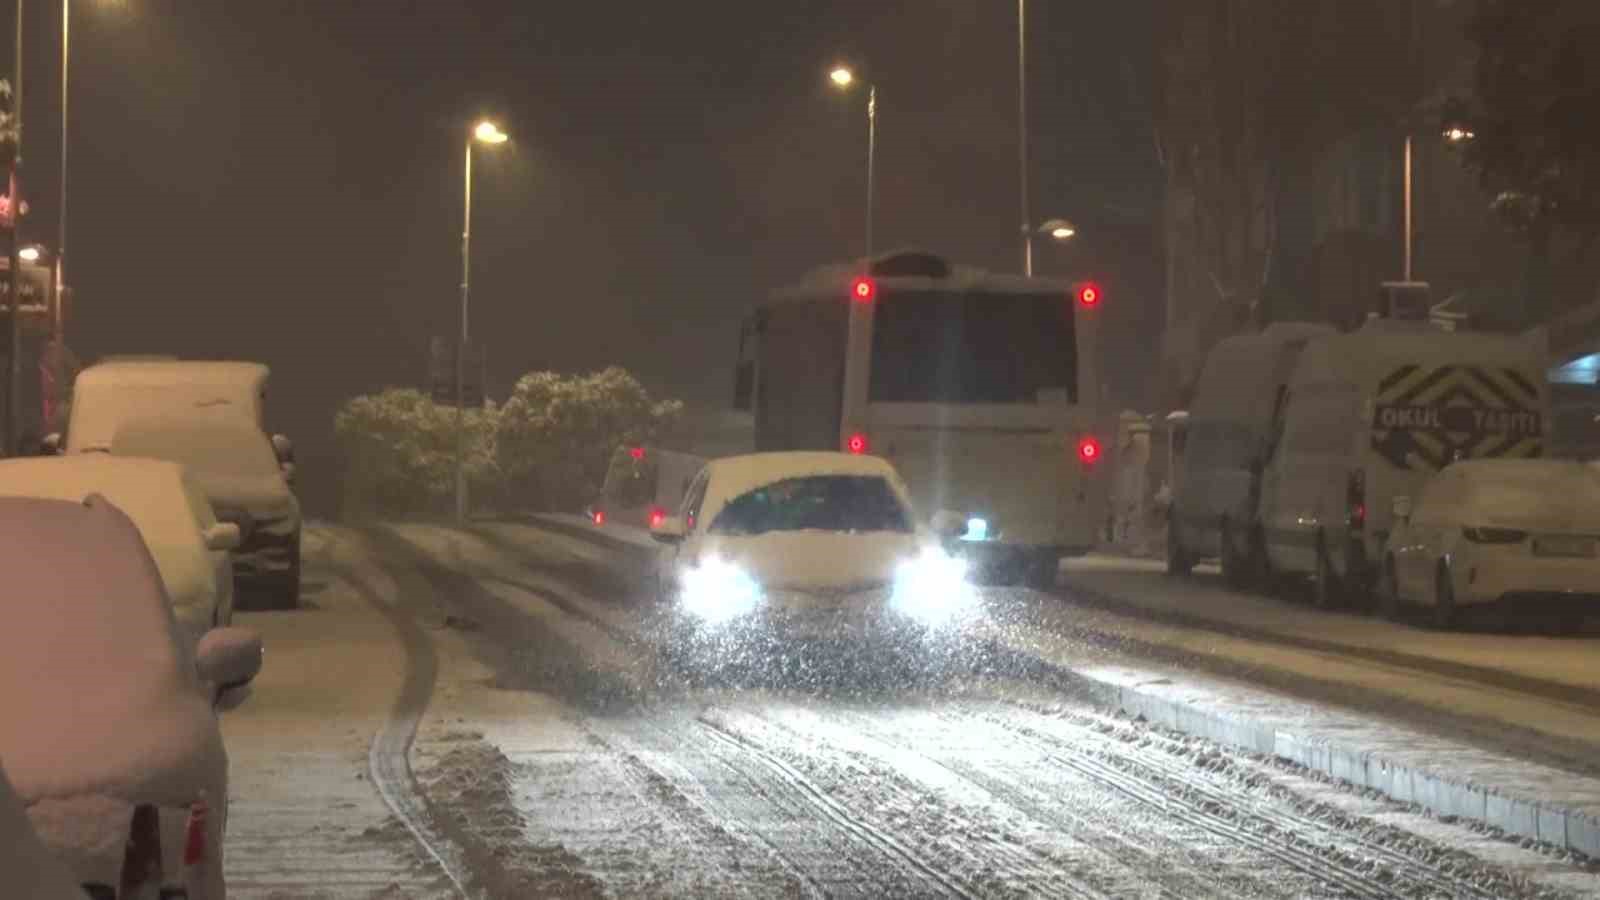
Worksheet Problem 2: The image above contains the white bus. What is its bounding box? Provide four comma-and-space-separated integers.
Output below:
732, 250, 1110, 587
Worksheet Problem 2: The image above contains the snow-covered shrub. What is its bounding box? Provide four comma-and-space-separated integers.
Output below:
334, 388, 499, 517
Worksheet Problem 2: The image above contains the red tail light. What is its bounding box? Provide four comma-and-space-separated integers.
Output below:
648, 506, 666, 528
183, 799, 208, 867
846, 432, 869, 454
592, 510, 606, 526
1347, 470, 1366, 530
117, 804, 163, 896
1077, 437, 1102, 464
850, 277, 876, 303
628, 446, 646, 461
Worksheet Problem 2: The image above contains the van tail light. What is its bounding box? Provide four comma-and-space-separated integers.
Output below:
648, 506, 666, 529
1346, 471, 1366, 531
1076, 436, 1102, 465
183, 799, 209, 867
592, 509, 606, 526
117, 804, 163, 897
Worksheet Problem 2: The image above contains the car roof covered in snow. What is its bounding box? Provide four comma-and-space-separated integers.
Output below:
75, 359, 269, 388
700, 452, 915, 526
1432, 459, 1600, 530
0, 495, 222, 806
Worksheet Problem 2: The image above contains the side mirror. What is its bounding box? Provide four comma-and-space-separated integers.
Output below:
196, 626, 263, 692
651, 515, 687, 544
39, 433, 61, 456
280, 461, 297, 487
1392, 495, 1413, 524
203, 522, 242, 552
930, 510, 967, 539
271, 434, 295, 465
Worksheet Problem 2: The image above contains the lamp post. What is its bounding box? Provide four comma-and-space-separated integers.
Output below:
1401, 121, 1475, 282
1018, 0, 1033, 276
829, 65, 876, 261
455, 119, 507, 525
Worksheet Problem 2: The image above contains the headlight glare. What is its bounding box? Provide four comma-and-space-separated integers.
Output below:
679, 556, 762, 625
891, 549, 978, 627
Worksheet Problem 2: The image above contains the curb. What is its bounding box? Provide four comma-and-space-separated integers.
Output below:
1021, 646, 1600, 860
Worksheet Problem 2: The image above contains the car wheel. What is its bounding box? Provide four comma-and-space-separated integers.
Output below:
1431, 563, 1457, 631
1313, 533, 1341, 610
1377, 557, 1404, 622
1166, 520, 1193, 577
1220, 520, 1253, 590
267, 532, 302, 611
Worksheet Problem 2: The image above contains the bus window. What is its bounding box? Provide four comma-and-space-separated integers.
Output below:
868, 290, 1077, 404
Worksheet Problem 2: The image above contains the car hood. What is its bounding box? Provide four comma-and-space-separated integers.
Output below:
691, 531, 924, 592
197, 471, 297, 520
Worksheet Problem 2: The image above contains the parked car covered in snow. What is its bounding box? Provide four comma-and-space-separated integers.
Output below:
111, 414, 304, 609
649, 452, 980, 645
1379, 459, 1600, 630
0, 455, 239, 648
0, 494, 262, 899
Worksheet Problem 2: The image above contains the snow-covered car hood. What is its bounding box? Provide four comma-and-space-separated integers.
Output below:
692, 531, 924, 592
196, 471, 298, 521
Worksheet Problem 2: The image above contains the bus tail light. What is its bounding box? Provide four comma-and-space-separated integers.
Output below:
1076, 437, 1102, 465
850, 277, 876, 303
846, 432, 870, 455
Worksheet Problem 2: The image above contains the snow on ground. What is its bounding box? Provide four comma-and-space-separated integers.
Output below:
220, 525, 453, 900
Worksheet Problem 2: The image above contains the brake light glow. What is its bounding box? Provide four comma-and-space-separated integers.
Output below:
1076, 282, 1101, 307
1347, 471, 1366, 530
592, 510, 606, 526
649, 506, 666, 528
851, 277, 876, 303
629, 447, 646, 461
846, 432, 869, 454
1077, 437, 1101, 464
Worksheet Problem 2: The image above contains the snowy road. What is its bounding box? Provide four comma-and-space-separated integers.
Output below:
220, 520, 1600, 899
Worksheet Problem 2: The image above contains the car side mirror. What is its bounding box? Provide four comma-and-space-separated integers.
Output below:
1392, 495, 1413, 524
280, 461, 297, 487
651, 515, 687, 544
203, 522, 242, 552
214, 508, 255, 544
196, 626, 263, 693
930, 509, 966, 539
271, 434, 295, 465
39, 433, 61, 456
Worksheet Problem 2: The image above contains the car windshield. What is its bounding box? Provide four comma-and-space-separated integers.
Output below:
708, 475, 911, 536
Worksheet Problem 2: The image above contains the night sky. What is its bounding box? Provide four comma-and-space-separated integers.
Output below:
9, 0, 1158, 513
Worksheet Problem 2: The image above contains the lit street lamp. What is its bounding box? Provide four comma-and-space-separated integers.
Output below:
1039, 218, 1077, 242
17, 245, 40, 263
455, 118, 508, 524
829, 64, 876, 260
1401, 120, 1477, 282
1441, 124, 1475, 144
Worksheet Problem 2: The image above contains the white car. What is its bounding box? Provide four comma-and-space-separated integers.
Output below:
649, 452, 980, 646
1380, 459, 1600, 629
111, 414, 304, 609
0, 456, 239, 647
0, 494, 262, 899
0, 761, 89, 899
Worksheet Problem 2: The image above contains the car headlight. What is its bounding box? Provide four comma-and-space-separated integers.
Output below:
679, 556, 762, 625
891, 549, 978, 627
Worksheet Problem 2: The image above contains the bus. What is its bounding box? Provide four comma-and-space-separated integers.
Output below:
731, 250, 1110, 587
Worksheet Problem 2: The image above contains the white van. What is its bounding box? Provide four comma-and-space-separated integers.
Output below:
62, 360, 272, 453
591, 445, 706, 531
1168, 323, 1335, 584
1258, 320, 1550, 607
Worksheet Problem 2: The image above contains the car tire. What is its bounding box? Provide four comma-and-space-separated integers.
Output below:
1166, 520, 1194, 577
1431, 563, 1457, 631
1377, 557, 1404, 622
1220, 520, 1256, 591
267, 532, 302, 611
1313, 533, 1341, 610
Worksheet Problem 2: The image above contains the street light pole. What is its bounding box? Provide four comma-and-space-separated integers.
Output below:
865, 84, 876, 261
455, 136, 472, 524
1018, 0, 1033, 277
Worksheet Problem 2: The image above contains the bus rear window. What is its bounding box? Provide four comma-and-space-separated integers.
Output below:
868, 290, 1077, 404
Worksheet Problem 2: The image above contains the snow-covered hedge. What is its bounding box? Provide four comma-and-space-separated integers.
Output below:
334, 369, 682, 518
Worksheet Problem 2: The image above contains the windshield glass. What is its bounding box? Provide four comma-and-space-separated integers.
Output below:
868, 289, 1077, 404
708, 475, 911, 536
111, 420, 282, 480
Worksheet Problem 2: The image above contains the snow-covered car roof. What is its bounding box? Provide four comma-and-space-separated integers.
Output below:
0, 495, 223, 805
0, 761, 88, 899
76, 360, 269, 388
1436, 460, 1600, 530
